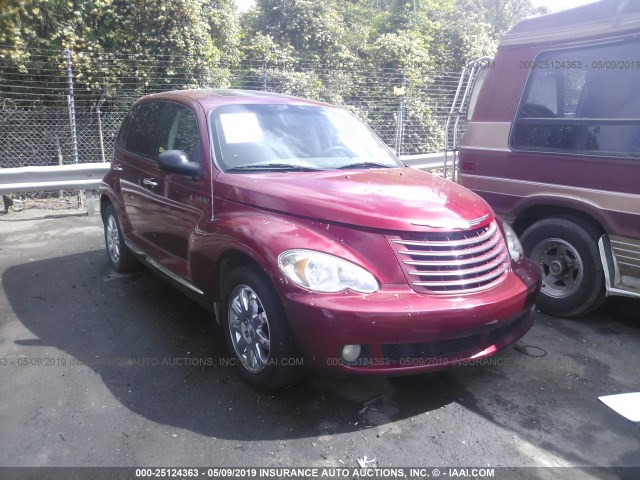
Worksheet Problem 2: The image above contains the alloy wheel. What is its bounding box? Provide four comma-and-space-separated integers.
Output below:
106, 215, 121, 264
228, 285, 271, 373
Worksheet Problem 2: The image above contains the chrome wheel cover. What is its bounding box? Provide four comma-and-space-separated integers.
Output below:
531, 238, 584, 299
228, 285, 271, 373
106, 215, 121, 264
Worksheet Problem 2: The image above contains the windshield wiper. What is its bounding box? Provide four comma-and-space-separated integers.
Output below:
226, 163, 320, 172
337, 162, 396, 170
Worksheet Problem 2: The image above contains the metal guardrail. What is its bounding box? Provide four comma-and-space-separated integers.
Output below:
0, 163, 109, 215
0, 163, 108, 193
400, 152, 446, 170
0, 154, 446, 215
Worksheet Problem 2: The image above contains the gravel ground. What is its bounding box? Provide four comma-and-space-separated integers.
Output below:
0, 210, 638, 478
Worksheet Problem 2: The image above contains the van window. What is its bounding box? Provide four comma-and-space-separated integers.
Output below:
512, 40, 640, 157
126, 102, 166, 159
467, 65, 490, 120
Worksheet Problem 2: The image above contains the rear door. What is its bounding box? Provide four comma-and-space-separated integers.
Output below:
117, 101, 168, 253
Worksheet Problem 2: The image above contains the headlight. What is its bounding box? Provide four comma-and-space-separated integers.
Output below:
278, 249, 379, 293
502, 221, 523, 263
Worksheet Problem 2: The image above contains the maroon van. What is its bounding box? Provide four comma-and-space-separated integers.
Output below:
100, 90, 540, 390
459, 0, 640, 318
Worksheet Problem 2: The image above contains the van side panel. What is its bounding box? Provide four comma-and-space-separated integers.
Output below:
459, 1, 640, 309
611, 236, 640, 278
461, 42, 640, 243
460, 166, 640, 241
468, 47, 537, 123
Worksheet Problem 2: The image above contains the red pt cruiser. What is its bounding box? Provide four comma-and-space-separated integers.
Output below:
100, 90, 540, 390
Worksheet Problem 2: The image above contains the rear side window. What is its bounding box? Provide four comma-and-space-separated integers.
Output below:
126, 102, 166, 159
115, 104, 139, 150
158, 104, 201, 163
512, 40, 640, 157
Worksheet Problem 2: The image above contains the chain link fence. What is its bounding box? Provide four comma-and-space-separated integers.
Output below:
0, 46, 462, 207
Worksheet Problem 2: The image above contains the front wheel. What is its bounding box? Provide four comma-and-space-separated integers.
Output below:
221, 266, 303, 391
521, 217, 605, 318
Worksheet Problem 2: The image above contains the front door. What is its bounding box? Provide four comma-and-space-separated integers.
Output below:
150, 102, 210, 278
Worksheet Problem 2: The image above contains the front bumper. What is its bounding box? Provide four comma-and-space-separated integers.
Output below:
280, 260, 540, 375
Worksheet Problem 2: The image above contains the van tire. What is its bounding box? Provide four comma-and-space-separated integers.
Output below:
521, 217, 605, 318
221, 265, 303, 391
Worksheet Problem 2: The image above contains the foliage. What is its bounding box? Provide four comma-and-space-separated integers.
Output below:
0, 0, 240, 96
458, 0, 549, 40
0, 0, 545, 153
247, 0, 355, 65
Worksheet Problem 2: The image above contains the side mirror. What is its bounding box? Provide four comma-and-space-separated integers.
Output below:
157, 150, 202, 177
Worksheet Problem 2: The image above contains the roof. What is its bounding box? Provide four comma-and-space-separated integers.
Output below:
141, 89, 331, 111
500, 0, 640, 48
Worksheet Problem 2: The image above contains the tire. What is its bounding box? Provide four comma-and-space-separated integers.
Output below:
221, 266, 303, 391
521, 217, 606, 318
102, 204, 140, 273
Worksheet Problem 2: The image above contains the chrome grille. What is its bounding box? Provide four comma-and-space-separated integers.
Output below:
388, 221, 510, 294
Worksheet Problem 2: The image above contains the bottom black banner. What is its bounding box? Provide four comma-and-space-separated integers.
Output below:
0, 466, 637, 480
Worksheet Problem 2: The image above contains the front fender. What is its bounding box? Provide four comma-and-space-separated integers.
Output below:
189, 200, 405, 303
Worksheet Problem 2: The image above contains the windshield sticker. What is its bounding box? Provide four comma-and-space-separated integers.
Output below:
220, 113, 264, 144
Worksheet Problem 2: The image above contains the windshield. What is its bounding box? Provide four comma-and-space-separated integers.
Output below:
208, 104, 401, 172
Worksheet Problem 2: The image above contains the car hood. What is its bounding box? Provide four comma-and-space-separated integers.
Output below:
215, 167, 494, 232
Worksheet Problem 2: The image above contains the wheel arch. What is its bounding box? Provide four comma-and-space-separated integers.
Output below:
512, 202, 607, 238
217, 249, 266, 293
99, 193, 112, 219
207, 248, 272, 325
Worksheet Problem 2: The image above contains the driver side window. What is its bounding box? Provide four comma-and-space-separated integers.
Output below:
158, 104, 201, 163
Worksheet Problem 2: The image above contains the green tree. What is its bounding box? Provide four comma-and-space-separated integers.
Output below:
0, 0, 242, 96
458, 0, 549, 40
244, 0, 354, 65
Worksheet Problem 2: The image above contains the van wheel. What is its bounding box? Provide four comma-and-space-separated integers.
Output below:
521, 217, 605, 318
103, 205, 139, 273
221, 266, 303, 391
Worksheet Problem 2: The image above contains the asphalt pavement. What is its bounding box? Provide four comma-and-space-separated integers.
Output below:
0, 209, 638, 476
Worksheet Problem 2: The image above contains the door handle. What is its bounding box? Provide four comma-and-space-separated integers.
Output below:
112, 164, 124, 171
143, 178, 158, 187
